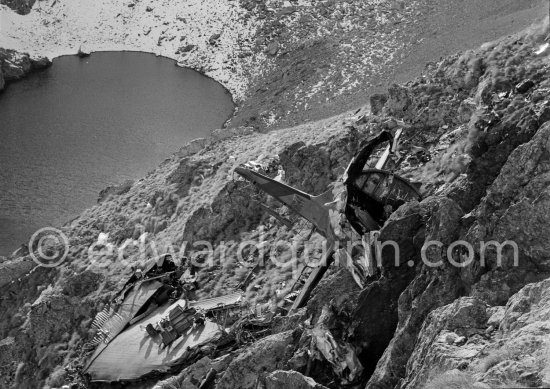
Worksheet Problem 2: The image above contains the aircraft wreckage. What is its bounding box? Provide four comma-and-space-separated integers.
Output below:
84, 256, 246, 382
84, 128, 422, 383
235, 128, 422, 312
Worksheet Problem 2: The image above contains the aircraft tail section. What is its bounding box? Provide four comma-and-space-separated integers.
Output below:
234, 167, 334, 239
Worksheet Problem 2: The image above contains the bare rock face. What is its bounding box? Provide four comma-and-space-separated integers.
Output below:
460, 122, 550, 308
217, 330, 300, 389
97, 180, 134, 203
0, 51, 31, 81
402, 297, 490, 388
365, 196, 466, 388
265, 370, 329, 389
152, 354, 235, 389
0, 0, 36, 15
413, 278, 550, 389
278, 128, 367, 194
468, 122, 550, 259
0, 49, 51, 90
501, 278, 550, 332
478, 278, 550, 387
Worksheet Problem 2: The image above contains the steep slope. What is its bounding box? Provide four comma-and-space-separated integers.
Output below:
3, 18, 550, 388
157, 19, 550, 389
1, 1, 550, 389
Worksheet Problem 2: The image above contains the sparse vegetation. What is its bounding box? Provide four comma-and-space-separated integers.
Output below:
481, 348, 512, 373
424, 370, 477, 389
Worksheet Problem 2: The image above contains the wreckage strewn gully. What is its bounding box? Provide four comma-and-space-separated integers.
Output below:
84, 129, 416, 382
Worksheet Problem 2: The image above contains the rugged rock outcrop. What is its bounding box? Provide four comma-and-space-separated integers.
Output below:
0, 48, 51, 92
404, 297, 490, 388
358, 24, 550, 389
97, 180, 134, 203
411, 277, 550, 389
0, 0, 36, 15
217, 330, 300, 389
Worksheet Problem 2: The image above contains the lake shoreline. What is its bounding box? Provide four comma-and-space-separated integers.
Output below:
0, 51, 235, 257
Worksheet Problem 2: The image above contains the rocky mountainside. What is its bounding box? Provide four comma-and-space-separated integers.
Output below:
0, 48, 50, 92
2, 1, 550, 389
2, 16, 550, 388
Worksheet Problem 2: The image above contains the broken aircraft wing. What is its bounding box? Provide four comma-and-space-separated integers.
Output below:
87, 279, 163, 353
85, 301, 223, 382
85, 292, 244, 382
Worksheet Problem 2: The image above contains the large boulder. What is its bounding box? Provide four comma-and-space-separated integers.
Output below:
0, 49, 51, 84
465, 122, 550, 305
365, 196, 465, 388
217, 330, 300, 389
30, 55, 52, 70
0, 0, 36, 15
1, 54, 31, 81
410, 278, 550, 389
401, 297, 489, 388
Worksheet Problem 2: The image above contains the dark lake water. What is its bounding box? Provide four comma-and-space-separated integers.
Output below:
0, 52, 234, 256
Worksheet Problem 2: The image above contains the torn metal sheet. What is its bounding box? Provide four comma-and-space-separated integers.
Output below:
89, 279, 163, 346
85, 300, 222, 382
85, 292, 244, 382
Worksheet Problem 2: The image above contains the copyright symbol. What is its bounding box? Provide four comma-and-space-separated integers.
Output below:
29, 227, 69, 268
